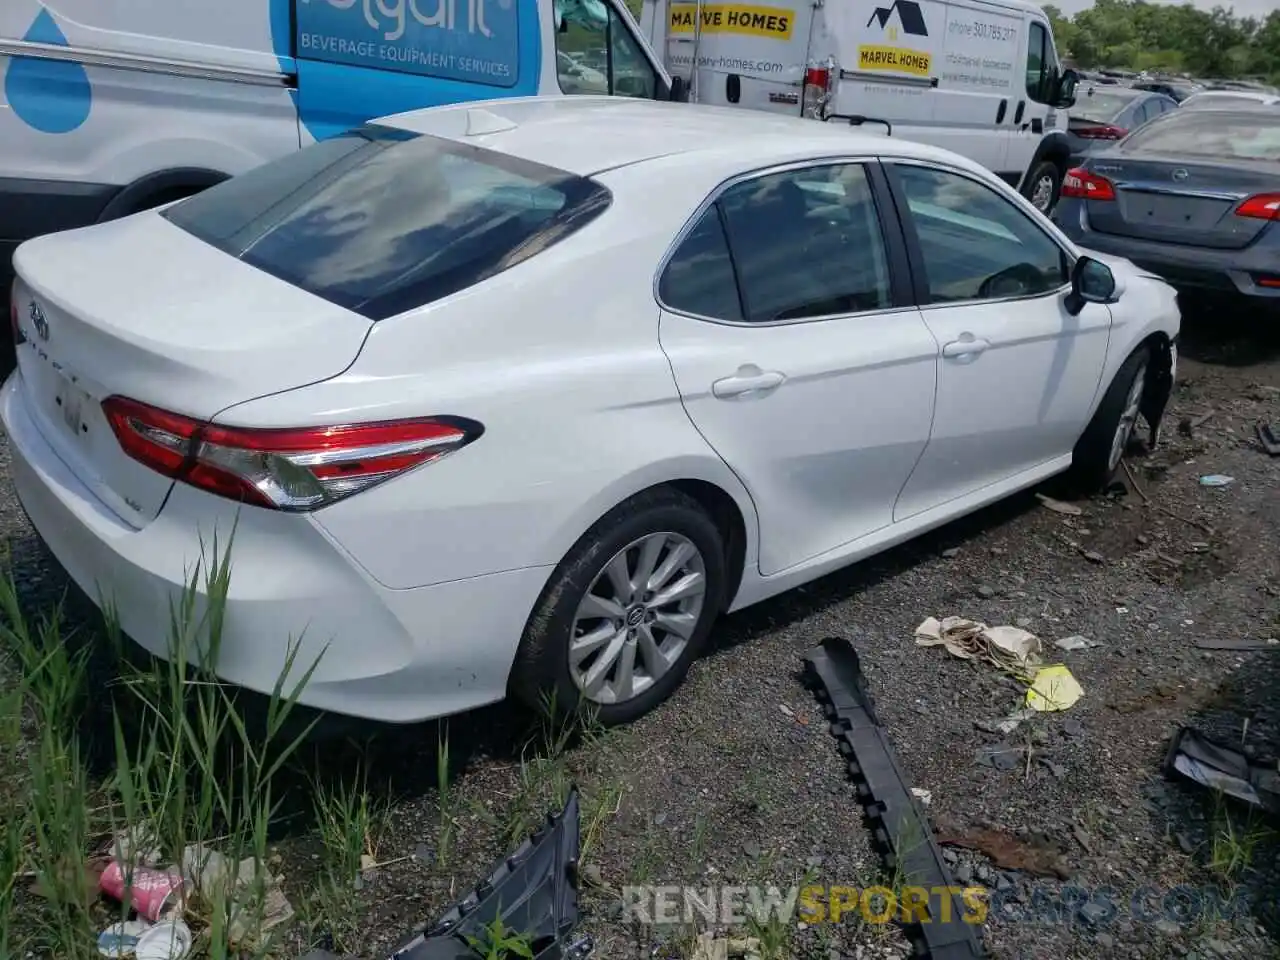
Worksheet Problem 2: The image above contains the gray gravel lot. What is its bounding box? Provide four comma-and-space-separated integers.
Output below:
1, 310, 1277, 960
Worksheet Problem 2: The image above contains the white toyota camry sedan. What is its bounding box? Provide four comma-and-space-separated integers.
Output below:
3, 97, 1180, 726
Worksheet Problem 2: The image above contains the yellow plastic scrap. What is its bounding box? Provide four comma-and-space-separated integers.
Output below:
1025, 664, 1083, 712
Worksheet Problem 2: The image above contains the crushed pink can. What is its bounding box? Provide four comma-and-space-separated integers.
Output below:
99, 861, 186, 922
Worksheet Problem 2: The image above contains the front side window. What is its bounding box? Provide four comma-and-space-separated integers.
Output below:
659, 164, 893, 324
163, 126, 611, 320
1025, 23, 1046, 102
893, 165, 1068, 304
1025, 22, 1061, 104
555, 0, 657, 99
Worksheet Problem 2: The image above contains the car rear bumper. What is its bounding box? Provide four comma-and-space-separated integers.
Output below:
1054, 201, 1280, 302
1, 372, 549, 723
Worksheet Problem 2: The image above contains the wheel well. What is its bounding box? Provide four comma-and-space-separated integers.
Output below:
97, 168, 229, 222
1136, 331, 1175, 441
1036, 138, 1072, 177
668, 479, 748, 610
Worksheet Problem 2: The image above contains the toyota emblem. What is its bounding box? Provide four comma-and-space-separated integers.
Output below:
28, 301, 49, 342
1172, 168, 1189, 182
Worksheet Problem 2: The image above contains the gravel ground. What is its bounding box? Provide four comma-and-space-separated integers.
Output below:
1, 308, 1277, 960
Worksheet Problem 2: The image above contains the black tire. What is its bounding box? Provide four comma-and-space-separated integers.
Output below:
1023, 160, 1062, 214
510, 486, 727, 727
1064, 347, 1151, 495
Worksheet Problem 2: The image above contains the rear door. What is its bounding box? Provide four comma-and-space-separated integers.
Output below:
657, 160, 939, 575
663, 0, 811, 112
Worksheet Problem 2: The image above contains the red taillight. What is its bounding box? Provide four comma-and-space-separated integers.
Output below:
1073, 124, 1127, 140
804, 66, 829, 89
1061, 167, 1117, 202
1235, 193, 1280, 221
802, 64, 833, 119
101, 396, 482, 511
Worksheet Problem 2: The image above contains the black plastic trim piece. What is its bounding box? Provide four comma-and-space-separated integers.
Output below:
301, 788, 585, 960
803, 638, 987, 960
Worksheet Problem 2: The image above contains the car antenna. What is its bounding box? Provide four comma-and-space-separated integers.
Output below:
464, 107, 518, 136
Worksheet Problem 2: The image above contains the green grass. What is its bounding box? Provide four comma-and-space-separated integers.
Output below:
0, 529, 635, 958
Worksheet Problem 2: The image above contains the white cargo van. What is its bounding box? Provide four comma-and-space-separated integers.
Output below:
0, 0, 682, 307
639, 0, 1080, 213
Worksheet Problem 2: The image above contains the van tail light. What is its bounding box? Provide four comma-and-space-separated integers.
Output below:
1073, 124, 1127, 140
1061, 167, 1117, 202
102, 396, 483, 511
802, 63, 834, 119
1235, 193, 1280, 221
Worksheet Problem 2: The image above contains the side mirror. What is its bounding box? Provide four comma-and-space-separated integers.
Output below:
1053, 68, 1080, 108
1064, 255, 1118, 315
668, 74, 689, 102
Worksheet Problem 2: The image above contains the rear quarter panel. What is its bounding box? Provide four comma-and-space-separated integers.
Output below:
214, 164, 760, 591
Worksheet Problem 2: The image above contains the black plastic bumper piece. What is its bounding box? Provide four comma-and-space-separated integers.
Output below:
803, 638, 987, 960
301, 788, 584, 960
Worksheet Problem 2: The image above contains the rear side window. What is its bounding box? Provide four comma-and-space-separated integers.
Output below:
1121, 111, 1280, 161
659, 209, 744, 322
163, 126, 611, 320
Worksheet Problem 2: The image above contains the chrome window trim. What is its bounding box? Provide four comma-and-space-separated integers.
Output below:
652, 155, 908, 329
0, 39, 292, 87
887, 157, 1077, 311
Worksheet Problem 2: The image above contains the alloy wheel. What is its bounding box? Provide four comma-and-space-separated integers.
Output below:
568, 532, 707, 705
1031, 174, 1056, 212
1108, 364, 1147, 471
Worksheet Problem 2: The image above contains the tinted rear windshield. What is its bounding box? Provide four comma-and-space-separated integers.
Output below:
1182, 93, 1272, 110
1071, 90, 1137, 122
1121, 111, 1280, 161
163, 126, 611, 320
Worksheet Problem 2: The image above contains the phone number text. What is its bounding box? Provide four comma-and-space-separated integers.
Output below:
947, 19, 1018, 42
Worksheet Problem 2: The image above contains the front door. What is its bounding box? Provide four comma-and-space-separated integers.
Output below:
885, 160, 1112, 520
657, 160, 939, 576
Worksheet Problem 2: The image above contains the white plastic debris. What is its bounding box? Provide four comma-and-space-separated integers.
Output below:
1054, 635, 1103, 652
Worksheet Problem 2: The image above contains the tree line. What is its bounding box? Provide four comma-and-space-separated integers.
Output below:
1042, 0, 1280, 81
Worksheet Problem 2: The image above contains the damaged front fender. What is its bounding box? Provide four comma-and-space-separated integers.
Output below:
1140, 336, 1177, 449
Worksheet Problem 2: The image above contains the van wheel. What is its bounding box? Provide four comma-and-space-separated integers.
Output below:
510, 487, 726, 727
1024, 160, 1061, 214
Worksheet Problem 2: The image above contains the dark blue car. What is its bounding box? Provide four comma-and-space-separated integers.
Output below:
1053, 108, 1280, 307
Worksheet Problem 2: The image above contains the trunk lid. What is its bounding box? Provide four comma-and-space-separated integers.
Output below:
1084, 154, 1277, 250
11, 214, 372, 527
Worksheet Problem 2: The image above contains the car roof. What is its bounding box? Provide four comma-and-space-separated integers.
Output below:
1186, 90, 1278, 102
375, 96, 963, 177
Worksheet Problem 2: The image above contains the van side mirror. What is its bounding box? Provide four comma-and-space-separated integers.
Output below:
1064, 255, 1118, 315
1053, 68, 1080, 108
668, 74, 689, 102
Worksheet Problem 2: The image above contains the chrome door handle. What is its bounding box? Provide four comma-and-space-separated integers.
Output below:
942, 335, 991, 359
712, 364, 786, 399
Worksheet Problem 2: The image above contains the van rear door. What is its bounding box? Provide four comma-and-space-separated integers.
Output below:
655, 0, 811, 113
